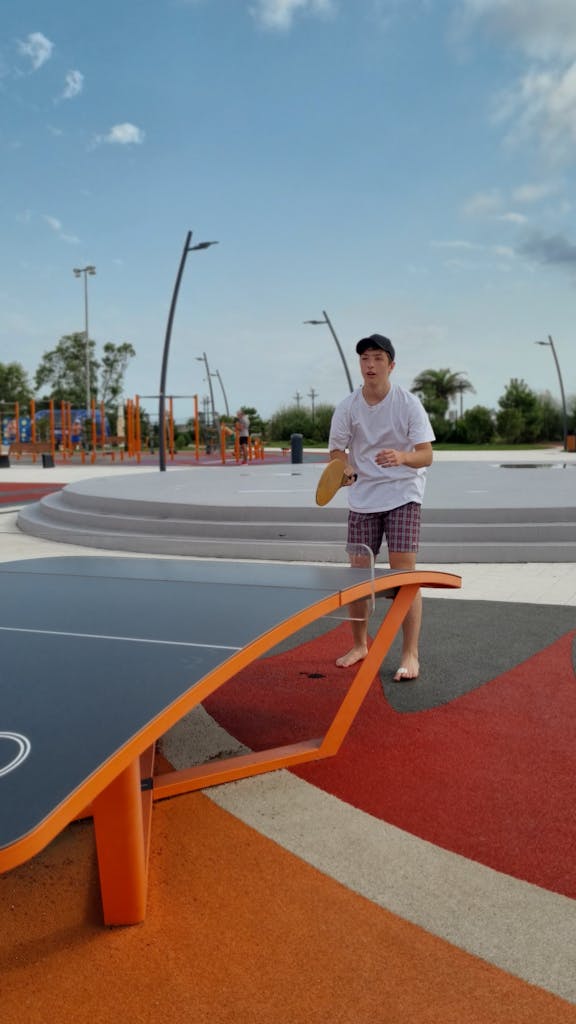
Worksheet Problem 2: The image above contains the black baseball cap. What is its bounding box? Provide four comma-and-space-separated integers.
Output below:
355, 334, 395, 360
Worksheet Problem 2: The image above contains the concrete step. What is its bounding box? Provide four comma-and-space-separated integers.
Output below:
18, 492, 576, 545
17, 497, 576, 563
44, 485, 576, 525
16, 461, 576, 563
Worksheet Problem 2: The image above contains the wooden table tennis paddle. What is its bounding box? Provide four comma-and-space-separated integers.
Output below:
315, 461, 357, 506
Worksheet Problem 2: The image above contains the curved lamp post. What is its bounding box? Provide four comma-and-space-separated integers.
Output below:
212, 369, 230, 417
158, 232, 218, 471
195, 353, 217, 426
73, 265, 96, 415
535, 335, 568, 451
303, 309, 354, 393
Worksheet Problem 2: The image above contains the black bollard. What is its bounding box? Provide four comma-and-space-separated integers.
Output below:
290, 433, 303, 464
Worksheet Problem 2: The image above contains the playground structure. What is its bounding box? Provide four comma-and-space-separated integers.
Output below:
2, 399, 122, 465
138, 393, 265, 466
1, 396, 265, 467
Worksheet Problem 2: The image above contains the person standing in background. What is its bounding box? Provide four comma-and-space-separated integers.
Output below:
236, 408, 250, 464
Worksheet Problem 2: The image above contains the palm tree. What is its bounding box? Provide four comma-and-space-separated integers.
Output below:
411, 368, 475, 419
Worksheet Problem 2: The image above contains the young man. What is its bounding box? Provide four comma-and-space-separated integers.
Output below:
328, 334, 434, 680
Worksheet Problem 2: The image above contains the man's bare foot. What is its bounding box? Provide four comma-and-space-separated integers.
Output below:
393, 655, 419, 682
336, 645, 368, 668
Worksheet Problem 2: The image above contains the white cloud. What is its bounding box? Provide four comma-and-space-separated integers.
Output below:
431, 239, 479, 249
495, 62, 576, 163
511, 182, 558, 203
42, 214, 79, 244
462, 196, 533, 225
432, 239, 515, 263
61, 69, 84, 100
460, 0, 576, 60
459, 3, 576, 164
497, 211, 527, 224
249, 0, 334, 31
94, 123, 145, 146
43, 215, 62, 232
17, 32, 53, 71
462, 190, 502, 216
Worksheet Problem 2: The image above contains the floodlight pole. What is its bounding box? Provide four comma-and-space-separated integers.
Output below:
73, 265, 96, 415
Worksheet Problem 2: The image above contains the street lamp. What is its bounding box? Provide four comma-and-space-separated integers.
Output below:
534, 335, 568, 451
211, 369, 229, 417
303, 309, 354, 393
158, 231, 218, 471
308, 387, 318, 427
195, 353, 217, 426
73, 265, 96, 415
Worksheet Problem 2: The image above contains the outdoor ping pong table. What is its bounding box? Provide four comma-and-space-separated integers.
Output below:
0, 556, 460, 925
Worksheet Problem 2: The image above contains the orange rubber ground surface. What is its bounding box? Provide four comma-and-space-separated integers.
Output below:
2, 791, 576, 1024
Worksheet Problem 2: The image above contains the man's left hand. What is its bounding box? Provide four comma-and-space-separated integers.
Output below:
375, 448, 405, 467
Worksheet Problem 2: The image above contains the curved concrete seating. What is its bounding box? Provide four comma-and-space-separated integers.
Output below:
17, 461, 576, 563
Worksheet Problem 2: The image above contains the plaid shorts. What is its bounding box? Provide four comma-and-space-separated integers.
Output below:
347, 502, 422, 555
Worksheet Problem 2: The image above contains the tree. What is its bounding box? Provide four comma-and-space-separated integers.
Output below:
35, 333, 98, 407
496, 407, 524, 444
411, 368, 475, 419
34, 333, 135, 411
310, 403, 335, 444
496, 378, 542, 443
536, 390, 564, 443
100, 342, 136, 409
267, 404, 314, 442
454, 405, 496, 444
0, 361, 34, 404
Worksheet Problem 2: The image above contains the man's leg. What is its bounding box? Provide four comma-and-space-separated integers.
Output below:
335, 591, 370, 668
388, 550, 420, 680
336, 513, 382, 668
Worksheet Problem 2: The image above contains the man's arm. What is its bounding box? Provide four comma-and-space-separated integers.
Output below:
375, 441, 433, 469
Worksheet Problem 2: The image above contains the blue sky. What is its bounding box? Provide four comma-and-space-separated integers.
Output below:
1, 0, 575, 424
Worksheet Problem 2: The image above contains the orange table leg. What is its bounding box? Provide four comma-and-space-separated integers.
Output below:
320, 583, 418, 755
91, 749, 154, 926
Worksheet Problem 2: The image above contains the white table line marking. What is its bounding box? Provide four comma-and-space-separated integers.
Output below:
0, 625, 241, 651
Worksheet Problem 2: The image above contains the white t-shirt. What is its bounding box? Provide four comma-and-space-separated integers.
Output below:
328, 385, 435, 513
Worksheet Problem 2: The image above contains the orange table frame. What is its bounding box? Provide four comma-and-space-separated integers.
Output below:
0, 569, 460, 925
